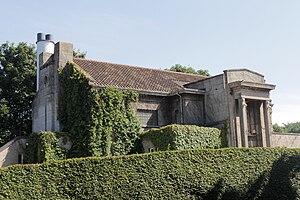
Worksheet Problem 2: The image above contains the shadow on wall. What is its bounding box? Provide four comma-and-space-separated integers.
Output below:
190, 154, 300, 200
0, 137, 27, 167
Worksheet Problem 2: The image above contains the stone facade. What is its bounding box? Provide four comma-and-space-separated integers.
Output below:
132, 92, 205, 129
32, 42, 73, 132
32, 35, 276, 148
185, 69, 276, 147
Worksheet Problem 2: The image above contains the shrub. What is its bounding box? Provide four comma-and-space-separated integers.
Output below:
142, 124, 221, 151
1, 148, 300, 199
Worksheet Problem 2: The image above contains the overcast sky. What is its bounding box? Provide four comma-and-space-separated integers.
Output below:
2, 0, 300, 124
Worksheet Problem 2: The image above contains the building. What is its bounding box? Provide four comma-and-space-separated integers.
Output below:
32, 33, 276, 148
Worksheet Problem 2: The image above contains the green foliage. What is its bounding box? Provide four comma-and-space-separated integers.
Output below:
273, 122, 300, 133
166, 64, 210, 76
273, 123, 286, 133
1, 148, 300, 199
0, 42, 36, 145
197, 69, 210, 76
142, 124, 221, 151
98, 88, 141, 156
58, 63, 99, 157
73, 48, 87, 58
220, 121, 229, 147
26, 132, 69, 163
58, 62, 141, 158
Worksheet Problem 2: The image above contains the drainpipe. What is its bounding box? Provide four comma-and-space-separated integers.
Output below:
175, 93, 183, 123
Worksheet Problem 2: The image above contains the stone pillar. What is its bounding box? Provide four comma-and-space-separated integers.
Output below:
259, 101, 267, 147
240, 97, 248, 147
235, 115, 242, 147
264, 100, 272, 147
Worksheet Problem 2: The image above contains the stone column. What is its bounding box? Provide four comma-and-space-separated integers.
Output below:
264, 100, 272, 147
240, 97, 248, 147
259, 101, 267, 147
235, 115, 242, 147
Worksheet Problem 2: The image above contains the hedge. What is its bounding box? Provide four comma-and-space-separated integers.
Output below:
1, 148, 300, 199
142, 124, 221, 151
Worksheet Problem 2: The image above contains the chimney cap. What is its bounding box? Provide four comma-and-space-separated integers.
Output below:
37, 33, 45, 42
45, 34, 53, 42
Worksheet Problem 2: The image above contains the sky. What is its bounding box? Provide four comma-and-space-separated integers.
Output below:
1, 0, 300, 124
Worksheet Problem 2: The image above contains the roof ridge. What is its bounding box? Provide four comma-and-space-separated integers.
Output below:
73, 58, 207, 78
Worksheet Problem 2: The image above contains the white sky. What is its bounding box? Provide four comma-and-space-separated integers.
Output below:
1, 0, 300, 124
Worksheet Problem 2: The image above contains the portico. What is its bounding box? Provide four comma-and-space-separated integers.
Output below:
229, 81, 275, 147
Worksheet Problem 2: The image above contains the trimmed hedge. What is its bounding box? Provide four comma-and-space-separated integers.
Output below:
142, 124, 221, 151
1, 148, 300, 199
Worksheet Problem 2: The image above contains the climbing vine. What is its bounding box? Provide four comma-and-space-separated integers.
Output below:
26, 132, 69, 163
58, 62, 141, 158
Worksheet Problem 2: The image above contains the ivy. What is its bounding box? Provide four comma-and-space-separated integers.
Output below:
142, 124, 221, 151
220, 120, 229, 148
26, 132, 69, 163
58, 62, 141, 158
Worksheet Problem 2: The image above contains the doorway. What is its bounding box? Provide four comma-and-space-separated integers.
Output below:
246, 100, 262, 147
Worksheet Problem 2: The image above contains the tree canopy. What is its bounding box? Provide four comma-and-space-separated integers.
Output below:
0, 42, 36, 145
73, 48, 87, 58
273, 122, 300, 133
165, 64, 210, 76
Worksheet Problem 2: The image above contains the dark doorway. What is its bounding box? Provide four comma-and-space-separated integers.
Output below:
246, 100, 262, 147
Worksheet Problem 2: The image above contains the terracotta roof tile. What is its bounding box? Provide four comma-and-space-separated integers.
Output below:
73, 58, 206, 94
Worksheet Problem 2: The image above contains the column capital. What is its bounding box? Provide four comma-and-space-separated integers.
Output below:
266, 100, 273, 114
242, 97, 247, 107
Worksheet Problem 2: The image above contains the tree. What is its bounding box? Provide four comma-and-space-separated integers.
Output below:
0, 42, 36, 145
273, 122, 300, 133
273, 123, 286, 133
73, 48, 87, 58
197, 69, 210, 76
166, 64, 210, 76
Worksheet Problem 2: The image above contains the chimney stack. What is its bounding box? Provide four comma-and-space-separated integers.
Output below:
36, 32, 55, 91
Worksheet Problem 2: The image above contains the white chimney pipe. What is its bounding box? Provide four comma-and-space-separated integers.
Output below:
36, 33, 55, 91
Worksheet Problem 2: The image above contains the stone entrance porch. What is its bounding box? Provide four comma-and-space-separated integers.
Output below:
228, 81, 275, 147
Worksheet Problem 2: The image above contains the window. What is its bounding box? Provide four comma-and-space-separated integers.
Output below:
136, 109, 158, 127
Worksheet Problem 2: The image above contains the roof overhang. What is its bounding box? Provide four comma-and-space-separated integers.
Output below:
229, 81, 276, 91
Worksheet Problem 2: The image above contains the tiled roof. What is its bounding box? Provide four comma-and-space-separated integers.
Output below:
73, 58, 206, 94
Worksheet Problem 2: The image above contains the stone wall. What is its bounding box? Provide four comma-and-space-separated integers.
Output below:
0, 137, 27, 167
186, 74, 228, 127
181, 94, 205, 125
271, 133, 300, 148
132, 93, 205, 129
132, 94, 171, 128
32, 54, 55, 132
224, 69, 265, 84
32, 42, 73, 132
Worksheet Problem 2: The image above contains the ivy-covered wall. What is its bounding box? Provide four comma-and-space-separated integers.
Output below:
26, 132, 69, 163
1, 148, 300, 199
142, 124, 221, 151
58, 62, 141, 158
